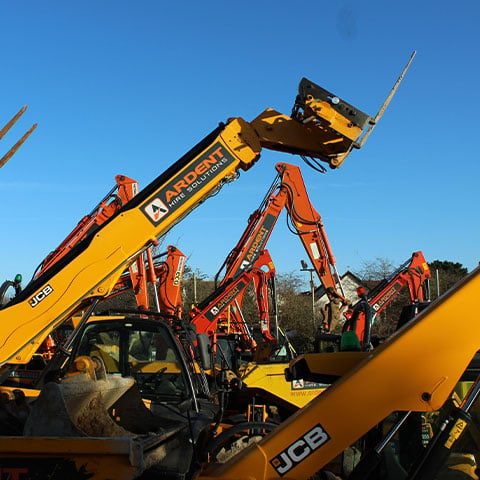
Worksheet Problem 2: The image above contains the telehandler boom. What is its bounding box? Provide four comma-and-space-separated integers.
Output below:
0, 76, 380, 371
0, 62, 414, 478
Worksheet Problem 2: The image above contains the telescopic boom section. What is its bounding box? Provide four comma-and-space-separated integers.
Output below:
0, 80, 373, 368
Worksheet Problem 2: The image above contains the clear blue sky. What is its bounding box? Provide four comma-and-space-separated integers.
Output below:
1, 1, 479, 287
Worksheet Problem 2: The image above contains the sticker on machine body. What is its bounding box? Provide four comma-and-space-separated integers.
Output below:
205, 280, 247, 322
237, 213, 276, 272
291, 379, 325, 390
141, 143, 236, 226
270, 423, 330, 475
372, 281, 402, 311
29, 285, 54, 308
173, 257, 185, 286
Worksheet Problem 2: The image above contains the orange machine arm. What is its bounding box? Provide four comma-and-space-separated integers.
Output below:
30, 174, 156, 311
107, 245, 186, 315
34, 175, 140, 278
219, 162, 347, 309
343, 251, 431, 347
216, 250, 277, 346
156, 245, 186, 317
368, 251, 431, 315
190, 250, 276, 350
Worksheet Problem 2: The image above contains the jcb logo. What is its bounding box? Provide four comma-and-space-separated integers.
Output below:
173, 271, 182, 286
29, 285, 53, 308
173, 257, 185, 286
270, 424, 330, 475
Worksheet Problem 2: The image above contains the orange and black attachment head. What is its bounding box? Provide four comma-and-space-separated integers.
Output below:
290, 78, 372, 168
295, 78, 372, 142
290, 51, 416, 168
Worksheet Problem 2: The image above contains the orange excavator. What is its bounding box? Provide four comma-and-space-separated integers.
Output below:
109, 245, 186, 316
191, 161, 351, 368
189, 249, 277, 363
340, 251, 431, 350
188, 163, 356, 424
216, 161, 350, 329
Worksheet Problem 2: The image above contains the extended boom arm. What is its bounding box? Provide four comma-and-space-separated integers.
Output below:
0, 78, 382, 368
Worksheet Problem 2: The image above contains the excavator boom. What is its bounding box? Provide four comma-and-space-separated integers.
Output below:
191, 249, 276, 349
198, 161, 350, 355
341, 251, 431, 347
34, 175, 140, 278
368, 251, 431, 316
103, 245, 186, 315
219, 162, 348, 325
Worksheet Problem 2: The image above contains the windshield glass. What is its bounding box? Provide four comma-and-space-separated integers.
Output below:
76, 319, 191, 401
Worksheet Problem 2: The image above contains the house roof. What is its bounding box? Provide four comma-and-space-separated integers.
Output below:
312, 270, 365, 297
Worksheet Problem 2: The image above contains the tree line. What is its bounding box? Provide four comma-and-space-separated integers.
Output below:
95, 258, 470, 354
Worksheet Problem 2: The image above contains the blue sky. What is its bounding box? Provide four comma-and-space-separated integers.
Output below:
1, 1, 479, 288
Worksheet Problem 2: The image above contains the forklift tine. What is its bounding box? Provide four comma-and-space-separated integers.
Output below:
358, 51, 416, 148
0, 106, 28, 141
0, 123, 38, 169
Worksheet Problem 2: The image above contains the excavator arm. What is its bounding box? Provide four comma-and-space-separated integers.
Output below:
218, 162, 348, 321
155, 245, 186, 317
34, 175, 140, 278
342, 251, 431, 348
367, 251, 431, 317
102, 245, 186, 315
30, 174, 158, 312
190, 249, 276, 351
0, 76, 387, 368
